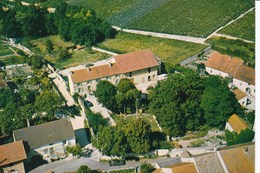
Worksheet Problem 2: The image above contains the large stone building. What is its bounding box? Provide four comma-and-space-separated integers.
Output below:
68, 49, 161, 96
13, 119, 76, 162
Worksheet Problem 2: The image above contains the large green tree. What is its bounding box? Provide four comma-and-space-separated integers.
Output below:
94, 80, 118, 112
149, 73, 204, 137
201, 76, 242, 128
34, 90, 62, 119
93, 126, 128, 156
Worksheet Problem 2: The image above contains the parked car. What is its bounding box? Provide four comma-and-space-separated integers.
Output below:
84, 100, 93, 107
109, 159, 126, 166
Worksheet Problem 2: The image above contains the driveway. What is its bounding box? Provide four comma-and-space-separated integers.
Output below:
86, 94, 116, 126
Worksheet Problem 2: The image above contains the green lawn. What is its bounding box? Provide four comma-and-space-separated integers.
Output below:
128, 0, 254, 37
0, 42, 14, 56
218, 10, 255, 41
0, 56, 26, 66
98, 32, 207, 70
116, 114, 161, 132
32, 35, 110, 69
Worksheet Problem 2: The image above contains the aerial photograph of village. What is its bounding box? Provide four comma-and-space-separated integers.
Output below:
0, 0, 257, 173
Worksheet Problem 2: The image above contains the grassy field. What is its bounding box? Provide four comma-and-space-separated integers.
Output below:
98, 32, 207, 70
32, 35, 110, 69
128, 0, 254, 37
218, 10, 255, 41
0, 55, 26, 66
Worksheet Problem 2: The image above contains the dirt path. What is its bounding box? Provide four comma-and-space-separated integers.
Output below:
112, 26, 208, 45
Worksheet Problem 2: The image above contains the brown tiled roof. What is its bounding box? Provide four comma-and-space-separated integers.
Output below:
205, 51, 244, 76
153, 162, 197, 173
233, 65, 255, 85
228, 114, 249, 134
233, 89, 247, 100
71, 49, 160, 83
219, 143, 254, 173
169, 162, 198, 173
13, 119, 75, 149
0, 141, 27, 166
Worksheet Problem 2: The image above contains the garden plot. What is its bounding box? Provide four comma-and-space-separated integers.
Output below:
5, 64, 33, 79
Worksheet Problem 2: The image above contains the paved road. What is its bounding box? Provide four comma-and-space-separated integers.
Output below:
49, 73, 75, 106
29, 148, 181, 173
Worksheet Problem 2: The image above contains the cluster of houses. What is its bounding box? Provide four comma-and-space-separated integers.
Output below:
205, 51, 255, 110
0, 49, 255, 173
153, 142, 254, 173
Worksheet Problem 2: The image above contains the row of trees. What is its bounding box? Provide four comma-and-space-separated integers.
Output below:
0, 1, 116, 46
94, 79, 141, 114
93, 118, 170, 156
149, 73, 243, 137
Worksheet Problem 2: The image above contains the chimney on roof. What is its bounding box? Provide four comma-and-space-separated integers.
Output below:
109, 62, 113, 67
87, 67, 91, 72
243, 146, 248, 152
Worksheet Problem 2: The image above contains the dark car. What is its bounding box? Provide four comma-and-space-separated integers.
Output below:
109, 159, 126, 166
84, 100, 93, 107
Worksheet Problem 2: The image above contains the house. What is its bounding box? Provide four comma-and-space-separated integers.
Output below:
204, 51, 255, 97
68, 49, 161, 96
205, 51, 243, 78
13, 119, 76, 162
232, 88, 248, 107
164, 143, 255, 173
217, 143, 254, 173
233, 65, 255, 97
153, 162, 198, 173
0, 141, 27, 173
225, 114, 249, 134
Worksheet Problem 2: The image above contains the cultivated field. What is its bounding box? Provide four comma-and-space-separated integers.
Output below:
128, 0, 254, 37
70, 0, 254, 38
98, 32, 207, 70
218, 10, 255, 42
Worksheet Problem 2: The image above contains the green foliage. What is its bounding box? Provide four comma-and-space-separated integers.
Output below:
34, 90, 63, 119
149, 73, 204, 137
29, 55, 44, 69
246, 111, 255, 127
93, 118, 165, 156
140, 162, 156, 173
87, 110, 108, 133
219, 10, 255, 41
94, 80, 118, 112
45, 39, 54, 54
66, 144, 82, 156
206, 37, 255, 67
201, 76, 242, 129
117, 78, 136, 94
225, 129, 254, 146
77, 165, 98, 173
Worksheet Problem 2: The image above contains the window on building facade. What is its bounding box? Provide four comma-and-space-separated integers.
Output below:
148, 68, 151, 73
148, 76, 151, 81
129, 72, 132, 77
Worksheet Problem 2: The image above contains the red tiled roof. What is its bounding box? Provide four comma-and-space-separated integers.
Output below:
233, 65, 255, 85
0, 141, 27, 166
71, 49, 160, 83
205, 51, 244, 76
